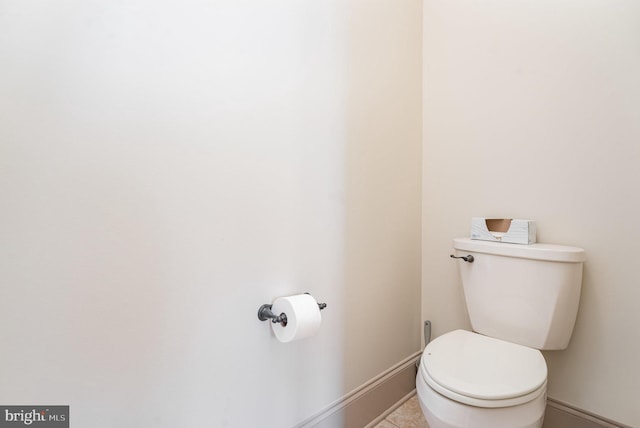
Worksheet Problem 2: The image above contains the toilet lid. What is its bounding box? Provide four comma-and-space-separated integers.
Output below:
423, 330, 547, 404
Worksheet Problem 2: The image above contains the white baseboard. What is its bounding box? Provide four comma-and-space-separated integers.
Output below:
294, 351, 421, 428
544, 398, 630, 428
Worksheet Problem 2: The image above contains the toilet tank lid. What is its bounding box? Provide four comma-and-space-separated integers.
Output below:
453, 238, 586, 262
423, 330, 547, 401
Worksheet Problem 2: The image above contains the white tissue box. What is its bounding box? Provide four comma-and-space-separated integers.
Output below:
471, 218, 536, 245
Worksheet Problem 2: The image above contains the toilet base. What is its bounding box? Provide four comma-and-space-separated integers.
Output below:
416, 373, 546, 428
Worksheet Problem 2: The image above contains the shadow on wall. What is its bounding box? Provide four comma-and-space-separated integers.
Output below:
341, 1, 423, 426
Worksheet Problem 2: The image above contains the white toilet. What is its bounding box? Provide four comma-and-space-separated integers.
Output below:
416, 238, 585, 428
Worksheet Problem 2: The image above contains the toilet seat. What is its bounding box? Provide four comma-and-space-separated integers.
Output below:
420, 330, 547, 408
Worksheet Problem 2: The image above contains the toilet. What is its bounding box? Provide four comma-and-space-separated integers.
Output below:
416, 238, 585, 428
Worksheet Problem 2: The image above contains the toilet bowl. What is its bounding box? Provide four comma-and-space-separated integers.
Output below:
416, 330, 547, 428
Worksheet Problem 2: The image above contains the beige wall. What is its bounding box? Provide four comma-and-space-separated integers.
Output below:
344, 0, 423, 391
0, 1, 422, 427
422, 0, 640, 426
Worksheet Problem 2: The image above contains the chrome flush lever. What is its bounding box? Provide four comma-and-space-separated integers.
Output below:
450, 254, 474, 263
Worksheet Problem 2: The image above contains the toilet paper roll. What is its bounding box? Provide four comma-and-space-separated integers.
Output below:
271, 294, 322, 343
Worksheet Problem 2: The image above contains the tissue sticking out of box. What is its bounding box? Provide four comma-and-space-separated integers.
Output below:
471, 218, 536, 245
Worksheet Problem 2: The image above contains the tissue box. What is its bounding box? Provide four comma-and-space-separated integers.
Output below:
471, 218, 536, 245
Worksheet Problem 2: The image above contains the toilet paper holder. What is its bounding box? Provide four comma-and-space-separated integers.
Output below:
257, 294, 327, 327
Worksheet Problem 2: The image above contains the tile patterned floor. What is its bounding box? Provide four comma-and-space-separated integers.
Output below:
373, 395, 429, 428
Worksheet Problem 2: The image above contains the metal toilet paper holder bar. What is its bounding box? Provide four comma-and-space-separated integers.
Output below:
257, 294, 327, 327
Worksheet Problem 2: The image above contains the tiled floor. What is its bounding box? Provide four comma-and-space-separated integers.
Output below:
373, 395, 429, 428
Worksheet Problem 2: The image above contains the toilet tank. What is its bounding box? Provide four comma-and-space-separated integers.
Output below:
452, 238, 585, 350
